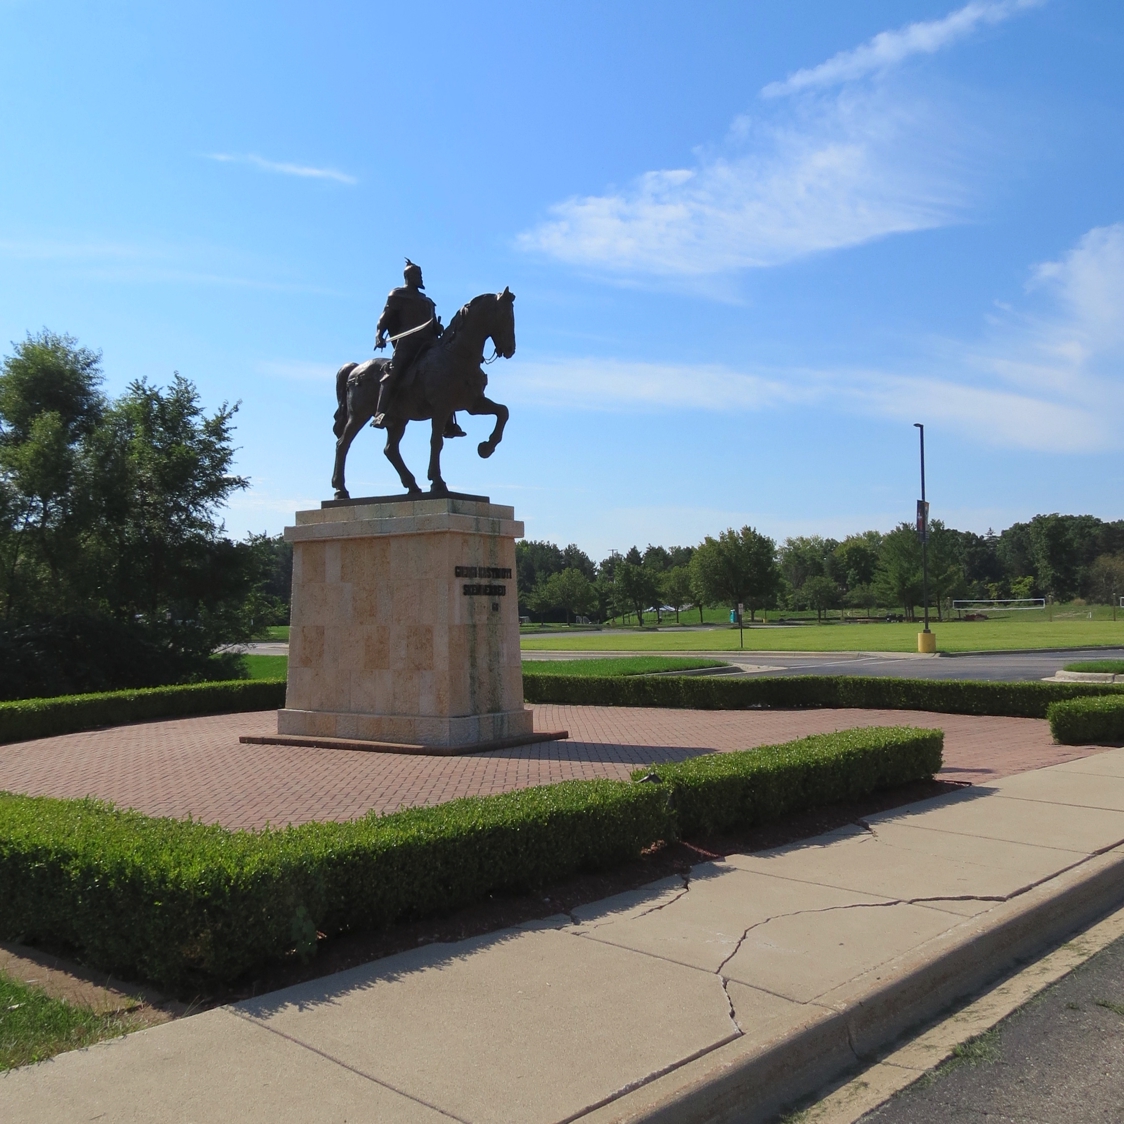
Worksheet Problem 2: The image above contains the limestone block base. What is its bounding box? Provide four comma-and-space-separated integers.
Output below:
276, 706, 534, 748
281, 495, 530, 749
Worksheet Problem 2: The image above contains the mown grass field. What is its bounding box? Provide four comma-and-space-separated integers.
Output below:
520, 618, 1124, 654
242, 654, 288, 679
0, 972, 137, 1070
1064, 659, 1124, 673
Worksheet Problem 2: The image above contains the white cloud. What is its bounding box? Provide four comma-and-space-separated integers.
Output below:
762, 0, 1043, 98
204, 153, 357, 185
519, 94, 962, 276
519, 2, 1036, 280
514, 224, 1124, 454
511, 356, 811, 412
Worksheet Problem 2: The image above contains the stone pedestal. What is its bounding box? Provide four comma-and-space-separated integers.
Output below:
278, 495, 533, 748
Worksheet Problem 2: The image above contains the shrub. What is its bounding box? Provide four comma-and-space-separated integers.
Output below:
0, 726, 941, 993
523, 673, 1124, 719
637, 726, 943, 837
1048, 695, 1124, 745
0, 780, 671, 993
0, 679, 287, 744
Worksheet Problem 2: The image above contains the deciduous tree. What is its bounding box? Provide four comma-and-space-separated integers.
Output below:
690, 526, 779, 621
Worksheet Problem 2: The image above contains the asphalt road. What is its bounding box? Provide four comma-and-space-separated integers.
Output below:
857, 931, 1124, 1123
245, 643, 1123, 682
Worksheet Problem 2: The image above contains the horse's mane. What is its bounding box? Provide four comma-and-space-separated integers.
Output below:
442, 292, 495, 342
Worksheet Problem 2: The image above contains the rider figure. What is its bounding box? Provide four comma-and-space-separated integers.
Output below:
374, 259, 465, 437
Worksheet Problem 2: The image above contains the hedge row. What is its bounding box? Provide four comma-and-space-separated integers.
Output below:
0, 679, 287, 744
523, 673, 1124, 719
0, 726, 940, 993
1048, 695, 1124, 745
640, 726, 944, 837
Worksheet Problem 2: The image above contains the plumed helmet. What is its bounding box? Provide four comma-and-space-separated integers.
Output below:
404, 258, 424, 287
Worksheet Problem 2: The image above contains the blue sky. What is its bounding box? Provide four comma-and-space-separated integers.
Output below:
2, 0, 1121, 558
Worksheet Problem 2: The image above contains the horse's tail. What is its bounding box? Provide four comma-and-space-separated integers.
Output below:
333, 363, 358, 438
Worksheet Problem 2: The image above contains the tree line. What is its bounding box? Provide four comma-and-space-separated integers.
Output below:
517, 514, 1124, 626
0, 331, 289, 699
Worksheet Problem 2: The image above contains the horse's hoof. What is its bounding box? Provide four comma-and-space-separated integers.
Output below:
478, 442, 494, 459
334, 489, 350, 500
428, 482, 450, 497
406, 485, 423, 496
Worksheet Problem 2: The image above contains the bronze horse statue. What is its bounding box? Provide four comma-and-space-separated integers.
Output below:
331, 288, 515, 499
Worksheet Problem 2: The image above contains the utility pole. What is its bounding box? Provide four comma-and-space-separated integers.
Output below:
914, 423, 933, 649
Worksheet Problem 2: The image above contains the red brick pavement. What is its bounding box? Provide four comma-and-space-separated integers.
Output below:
0, 705, 1108, 831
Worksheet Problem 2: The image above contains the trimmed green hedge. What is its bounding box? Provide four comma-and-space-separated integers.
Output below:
1048, 695, 1124, 745
523, 673, 1124, 719
636, 726, 943, 837
0, 780, 670, 993
0, 726, 941, 993
0, 680, 287, 745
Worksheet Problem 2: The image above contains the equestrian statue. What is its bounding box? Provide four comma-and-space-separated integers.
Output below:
331, 259, 515, 500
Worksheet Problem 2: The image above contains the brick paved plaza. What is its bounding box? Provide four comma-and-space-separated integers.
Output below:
0, 704, 1104, 831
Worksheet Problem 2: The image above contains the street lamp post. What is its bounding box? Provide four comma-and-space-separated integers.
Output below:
914, 423, 933, 650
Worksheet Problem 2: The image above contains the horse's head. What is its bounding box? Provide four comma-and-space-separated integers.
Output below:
491, 287, 516, 359
443, 288, 516, 362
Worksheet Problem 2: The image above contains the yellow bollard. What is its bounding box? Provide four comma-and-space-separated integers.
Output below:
917, 631, 936, 653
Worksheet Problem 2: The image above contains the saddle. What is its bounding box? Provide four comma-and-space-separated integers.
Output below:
346, 358, 386, 387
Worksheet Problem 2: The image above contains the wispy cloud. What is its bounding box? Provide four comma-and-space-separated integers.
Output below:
204, 153, 357, 185
519, 2, 1036, 281
511, 356, 812, 412
518, 96, 961, 277
763, 0, 1043, 98
514, 224, 1124, 454
0, 237, 347, 295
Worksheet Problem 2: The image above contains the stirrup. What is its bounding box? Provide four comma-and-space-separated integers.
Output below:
371, 413, 387, 429
444, 421, 467, 438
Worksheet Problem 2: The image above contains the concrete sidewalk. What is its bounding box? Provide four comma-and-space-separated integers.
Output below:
5, 749, 1124, 1124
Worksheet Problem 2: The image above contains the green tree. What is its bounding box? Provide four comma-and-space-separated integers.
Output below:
0, 332, 106, 618
924, 520, 967, 621
1088, 554, 1124, 620
874, 525, 923, 621
778, 535, 841, 609
844, 583, 878, 614
661, 565, 693, 624
801, 574, 841, 622
614, 561, 660, 627
548, 567, 596, 624
515, 539, 565, 615
690, 526, 779, 621
0, 333, 265, 698
834, 532, 882, 592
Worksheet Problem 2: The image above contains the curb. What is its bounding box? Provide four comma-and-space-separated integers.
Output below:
579, 844, 1124, 1123
795, 899, 1124, 1123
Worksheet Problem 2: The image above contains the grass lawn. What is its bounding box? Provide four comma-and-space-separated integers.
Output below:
241, 654, 288, 679
520, 618, 1124, 654
1064, 659, 1124, 673
0, 971, 137, 1071
521, 657, 726, 677
258, 625, 289, 642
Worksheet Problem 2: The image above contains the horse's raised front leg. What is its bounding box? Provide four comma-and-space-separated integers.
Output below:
383, 418, 422, 494
331, 411, 367, 499
466, 395, 509, 459
427, 414, 450, 495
